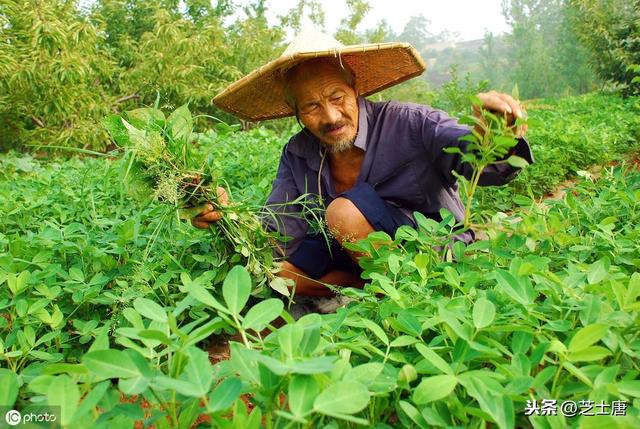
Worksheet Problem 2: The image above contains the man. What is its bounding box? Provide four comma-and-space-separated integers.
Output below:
194, 29, 533, 298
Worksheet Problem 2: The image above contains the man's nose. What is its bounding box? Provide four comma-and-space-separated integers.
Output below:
322, 103, 341, 124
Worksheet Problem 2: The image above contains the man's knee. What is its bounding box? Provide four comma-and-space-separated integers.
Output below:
325, 197, 373, 242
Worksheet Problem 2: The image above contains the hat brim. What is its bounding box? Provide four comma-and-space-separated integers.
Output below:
213, 43, 426, 122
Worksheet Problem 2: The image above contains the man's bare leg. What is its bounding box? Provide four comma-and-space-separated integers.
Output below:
278, 261, 363, 297
276, 197, 374, 296
325, 197, 375, 262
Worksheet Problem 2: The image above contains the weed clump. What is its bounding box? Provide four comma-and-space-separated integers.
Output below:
104, 105, 280, 296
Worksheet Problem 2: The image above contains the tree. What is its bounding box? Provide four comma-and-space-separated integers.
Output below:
334, 0, 371, 44
501, 0, 596, 98
280, 0, 326, 33
568, 0, 640, 94
0, 0, 114, 151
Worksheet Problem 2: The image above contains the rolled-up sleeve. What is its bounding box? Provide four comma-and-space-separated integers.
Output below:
263, 145, 308, 257
419, 108, 534, 186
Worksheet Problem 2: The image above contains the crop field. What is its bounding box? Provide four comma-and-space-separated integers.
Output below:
0, 92, 639, 428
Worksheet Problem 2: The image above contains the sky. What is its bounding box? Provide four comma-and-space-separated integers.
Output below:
260, 0, 511, 42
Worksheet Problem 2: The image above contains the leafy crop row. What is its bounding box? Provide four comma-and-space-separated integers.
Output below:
0, 93, 639, 428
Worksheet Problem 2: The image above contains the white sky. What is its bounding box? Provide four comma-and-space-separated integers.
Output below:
260, 0, 510, 42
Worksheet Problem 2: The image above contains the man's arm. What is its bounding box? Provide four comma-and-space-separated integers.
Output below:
420, 91, 534, 186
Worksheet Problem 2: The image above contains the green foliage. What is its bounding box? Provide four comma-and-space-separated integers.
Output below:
0, 0, 114, 151
2, 93, 640, 427
447, 96, 526, 226
3, 156, 640, 427
432, 65, 490, 117
0, 0, 288, 151
475, 92, 640, 215
568, 0, 640, 95
501, 0, 597, 99
334, 0, 372, 44
104, 104, 278, 289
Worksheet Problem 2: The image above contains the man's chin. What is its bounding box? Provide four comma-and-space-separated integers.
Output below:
321, 138, 355, 154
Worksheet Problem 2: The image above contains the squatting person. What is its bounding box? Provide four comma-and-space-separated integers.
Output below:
192, 29, 533, 304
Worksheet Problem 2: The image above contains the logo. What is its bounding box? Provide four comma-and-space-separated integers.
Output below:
5, 409, 21, 426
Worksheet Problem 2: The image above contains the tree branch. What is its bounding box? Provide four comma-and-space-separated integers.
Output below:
115, 93, 140, 104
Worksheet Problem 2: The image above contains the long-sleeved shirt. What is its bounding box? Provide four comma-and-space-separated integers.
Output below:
264, 96, 534, 256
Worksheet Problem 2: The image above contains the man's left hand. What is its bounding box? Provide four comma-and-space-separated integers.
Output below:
474, 90, 528, 138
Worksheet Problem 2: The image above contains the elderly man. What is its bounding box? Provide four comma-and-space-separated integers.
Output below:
195, 29, 533, 298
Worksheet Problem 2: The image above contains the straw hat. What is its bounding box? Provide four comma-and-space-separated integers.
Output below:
213, 28, 426, 121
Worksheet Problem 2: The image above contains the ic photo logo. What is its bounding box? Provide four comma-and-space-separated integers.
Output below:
5, 409, 21, 426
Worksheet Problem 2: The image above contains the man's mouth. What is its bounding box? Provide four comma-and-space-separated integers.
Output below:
323, 123, 348, 136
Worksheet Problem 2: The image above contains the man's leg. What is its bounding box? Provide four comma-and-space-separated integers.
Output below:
325, 196, 374, 262
278, 182, 415, 296
278, 260, 363, 297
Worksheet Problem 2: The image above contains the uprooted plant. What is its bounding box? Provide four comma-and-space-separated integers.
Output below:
103, 105, 285, 296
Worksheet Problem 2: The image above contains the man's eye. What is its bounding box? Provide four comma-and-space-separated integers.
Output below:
331, 95, 344, 103
302, 105, 319, 114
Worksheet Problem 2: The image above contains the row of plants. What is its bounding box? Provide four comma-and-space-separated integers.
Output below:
0, 92, 639, 427
1, 159, 639, 428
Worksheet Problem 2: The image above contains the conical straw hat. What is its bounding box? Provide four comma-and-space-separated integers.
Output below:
213, 28, 426, 121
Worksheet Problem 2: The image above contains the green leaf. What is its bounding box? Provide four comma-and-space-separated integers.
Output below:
495, 269, 534, 306
562, 361, 593, 387
269, 277, 291, 297
119, 376, 149, 395
166, 104, 193, 144
182, 348, 214, 397
568, 324, 607, 352
344, 363, 384, 387
138, 329, 172, 345
72, 380, 110, 422
133, 297, 167, 323
208, 378, 242, 413
154, 376, 204, 397
102, 115, 129, 146
0, 369, 20, 407
288, 375, 320, 417
362, 319, 389, 346
278, 324, 304, 358
505, 155, 529, 168
228, 343, 261, 385
413, 374, 458, 404
398, 401, 429, 429
223, 265, 251, 315
47, 375, 79, 427
83, 349, 142, 380
125, 108, 165, 130
616, 380, 640, 397
567, 346, 612, 362
472, 298, 496, 329
415, 344, 453, 375
390, 336, 419, 347
242, 299, 283, 331
287, 356, 336, 374
587, 259, 609, 284
186, 282, 229, 314
313, 381, 370, 415
395, 312, 423, 337
625, 273, 640, 308
459, 376, 514, 429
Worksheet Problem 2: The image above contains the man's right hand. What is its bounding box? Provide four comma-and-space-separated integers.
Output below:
191, 186, 229, 229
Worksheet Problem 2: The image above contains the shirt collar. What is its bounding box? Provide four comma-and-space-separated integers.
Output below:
353, 96, 369, 151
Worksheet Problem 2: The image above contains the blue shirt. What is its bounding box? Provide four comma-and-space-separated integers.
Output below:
265, 97, 533, 256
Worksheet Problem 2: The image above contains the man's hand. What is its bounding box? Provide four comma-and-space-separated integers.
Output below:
191, 186, 229, 229
474, 90, 528, 138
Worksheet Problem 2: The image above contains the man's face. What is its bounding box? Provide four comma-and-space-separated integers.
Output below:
287, 61, 359, 153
